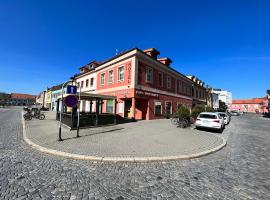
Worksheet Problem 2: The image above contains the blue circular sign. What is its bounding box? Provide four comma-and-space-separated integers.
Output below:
63, 95, 78, 108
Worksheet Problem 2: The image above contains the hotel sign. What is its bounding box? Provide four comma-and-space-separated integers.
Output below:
136, 90, 159, 98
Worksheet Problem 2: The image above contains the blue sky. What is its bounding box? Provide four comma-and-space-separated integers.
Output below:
0, 0, 269, 99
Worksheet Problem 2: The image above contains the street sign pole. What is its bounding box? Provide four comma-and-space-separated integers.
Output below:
76, 83, 81, 137
59, 81, 70, 141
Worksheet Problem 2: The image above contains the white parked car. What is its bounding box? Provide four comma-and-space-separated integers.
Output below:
216, 112, 230, 125
195, 112, 225, 133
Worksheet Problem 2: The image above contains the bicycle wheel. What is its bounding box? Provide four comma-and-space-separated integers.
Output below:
39, 114, 45, 120
24, 114, 32, 121
171, 117, 179, 125
182, 119, 189, 128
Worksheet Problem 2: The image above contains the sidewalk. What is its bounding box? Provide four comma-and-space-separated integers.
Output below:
23, 111, 226, 162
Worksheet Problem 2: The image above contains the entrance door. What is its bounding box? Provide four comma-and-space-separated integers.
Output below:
135, 99, 148, 120
124, 99, 132, 118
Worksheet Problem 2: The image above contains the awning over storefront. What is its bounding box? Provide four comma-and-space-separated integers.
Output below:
57, 92, 116, 100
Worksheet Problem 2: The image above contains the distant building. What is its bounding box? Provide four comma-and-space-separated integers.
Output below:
50, 84, 65, 111
267, 90, 270, 112
212, 89, 232, 106
231, 97, 268, 113
36, 91, 46, 106
7, 93, 36, 106
44, 89, 52, 109
211, 93, 219, 109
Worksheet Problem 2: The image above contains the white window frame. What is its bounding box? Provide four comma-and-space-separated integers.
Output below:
90, 77, 94, 87
108, 70, 114, 84
146, 67, 153, 83
100, 73, 105, 85
167, 76, 171, 89
118, 66, 124, 82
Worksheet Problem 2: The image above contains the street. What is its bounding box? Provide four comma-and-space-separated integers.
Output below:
0, 108, 270, 199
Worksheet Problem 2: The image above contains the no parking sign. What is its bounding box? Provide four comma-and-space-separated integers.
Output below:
63, 95, 78, 108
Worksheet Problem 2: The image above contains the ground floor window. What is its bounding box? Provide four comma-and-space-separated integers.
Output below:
154, 101, 162, 116
106, 100, 114, 113
165, 101, 172, 115
177, 103, 182, 109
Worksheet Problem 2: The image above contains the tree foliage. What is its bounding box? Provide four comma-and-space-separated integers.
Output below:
205, 106, 214, 112
176, 105, 190, 119
218, 100, 228, 112
191, 105, 205, 118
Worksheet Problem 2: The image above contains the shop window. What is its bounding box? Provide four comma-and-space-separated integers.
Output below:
146, 67, 153, 82
108, 70, 114, 84
101, 73, 105, 85
106, 100, 114, 113
118, 66, 124, 81
154, 101, 162, 116
165, 101, 172, 115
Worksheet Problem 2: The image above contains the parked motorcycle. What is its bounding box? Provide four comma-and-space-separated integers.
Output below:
23, 108, 46, 120
23, 112, 32, 120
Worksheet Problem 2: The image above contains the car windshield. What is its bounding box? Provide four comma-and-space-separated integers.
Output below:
199, 114, 217, 119
219, 113, 226, 117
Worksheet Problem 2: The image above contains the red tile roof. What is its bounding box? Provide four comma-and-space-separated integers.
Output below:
10, 93, 36, 100
232, 97, 267, 104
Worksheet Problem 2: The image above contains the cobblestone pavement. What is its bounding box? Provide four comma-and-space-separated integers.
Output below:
25, 111, 224, 158
0, 108, 270, 199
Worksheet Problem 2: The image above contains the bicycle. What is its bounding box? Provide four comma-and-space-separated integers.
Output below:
171, 114, 190, 128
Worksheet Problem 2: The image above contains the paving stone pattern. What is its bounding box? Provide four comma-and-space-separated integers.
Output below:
0, 108, 270, 199
25, 111, 224, 157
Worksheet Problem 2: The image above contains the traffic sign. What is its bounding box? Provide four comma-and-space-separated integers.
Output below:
67, 85, 77, 94
63, 95, 78, 108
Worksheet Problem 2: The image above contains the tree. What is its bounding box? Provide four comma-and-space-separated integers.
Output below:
191, 105, 205, 118
218, 100, 228, 112
0, 93, 10, 106
176, 105, 190, 120
205, 106, 214, 112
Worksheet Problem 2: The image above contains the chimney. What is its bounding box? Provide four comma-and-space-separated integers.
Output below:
157, 58, 172, 66
143, 48, 160, 59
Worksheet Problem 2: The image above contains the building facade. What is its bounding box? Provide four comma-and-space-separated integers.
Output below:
75, 48, 193, 120
212, 89, 232, 106
7, 93, 36, 106
267, 90, 270, 113
36, 91, 46, 106
230, 97, 268, 113
44, 90, 52, 109
186, 75, 207, 108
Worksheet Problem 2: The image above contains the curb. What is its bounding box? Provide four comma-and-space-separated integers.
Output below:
21, 112, 227, 162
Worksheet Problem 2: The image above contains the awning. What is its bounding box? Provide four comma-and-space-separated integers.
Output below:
57, 92, 117, 100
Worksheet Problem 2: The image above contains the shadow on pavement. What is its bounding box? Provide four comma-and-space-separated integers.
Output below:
61, 128, 125, 141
